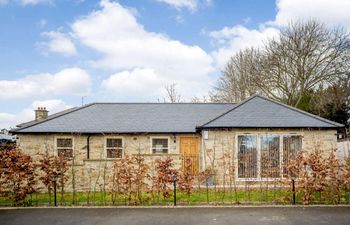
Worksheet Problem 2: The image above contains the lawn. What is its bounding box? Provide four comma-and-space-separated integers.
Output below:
1, 188, 349, 206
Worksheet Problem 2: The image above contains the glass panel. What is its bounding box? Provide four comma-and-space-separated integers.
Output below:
152, 138, 168, 153
107, 148, 123, 158
283, 136, 302, 177
58, 149, 73, 159
57, 138, 72, 148
238, 135, 257, 178
261, 135, 280, 178
107, 138, 122, 148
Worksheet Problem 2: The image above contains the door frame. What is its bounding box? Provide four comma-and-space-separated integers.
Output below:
179, 136, 200, 174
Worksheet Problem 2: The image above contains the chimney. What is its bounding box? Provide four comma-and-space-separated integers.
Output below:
35, 107, 49, 121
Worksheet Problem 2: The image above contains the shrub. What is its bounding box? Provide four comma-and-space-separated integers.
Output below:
111, 154, 150, 205
0, 146, 36, 206
37, 151, 68, 205
287, 150, 345, 204
326, 151, 342, 203
178, 158, 194, 200
153, 157, 178, 199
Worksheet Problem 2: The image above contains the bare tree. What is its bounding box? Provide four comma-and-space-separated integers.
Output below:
259, 20, 350, 107
211, 48, 262, 102
211, 20, 350, 109
191, 96, 210, 103
164, 83, 182, 103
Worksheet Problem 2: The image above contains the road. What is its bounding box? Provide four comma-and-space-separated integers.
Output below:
1, 206, 350, 225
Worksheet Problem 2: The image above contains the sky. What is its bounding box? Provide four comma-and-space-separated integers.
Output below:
0, 0, 350, 129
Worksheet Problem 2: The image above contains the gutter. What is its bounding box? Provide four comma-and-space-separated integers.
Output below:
87, 135, 91, 159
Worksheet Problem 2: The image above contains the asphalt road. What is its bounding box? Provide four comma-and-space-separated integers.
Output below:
1, 207, 350, 225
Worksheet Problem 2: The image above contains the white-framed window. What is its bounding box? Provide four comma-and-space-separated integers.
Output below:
106, 138, 123, 159
236, 133, 302, 180
151, 137, 169, 154
56, 137, 73, 159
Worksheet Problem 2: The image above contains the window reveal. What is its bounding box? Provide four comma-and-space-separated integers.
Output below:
106, 138, 123, 158
56, 138, 73, 159
152, 138, 169, 154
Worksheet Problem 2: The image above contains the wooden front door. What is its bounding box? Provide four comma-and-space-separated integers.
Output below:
180, 137, 199, 174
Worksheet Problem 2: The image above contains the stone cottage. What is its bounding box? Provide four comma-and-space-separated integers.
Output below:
11, 95, 343, 190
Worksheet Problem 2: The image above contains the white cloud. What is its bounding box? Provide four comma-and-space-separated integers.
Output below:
156, 0, 212, 11
31, 99, 71, 113
0, 0, 52, 6
41, 31, 77, 56
209, 25, 280, 68
0, 99, 71, 129
0, 68, 91, 100
20, 0, 50, 5
157, 0, 197, 11
70, 0, 213, 99
102, 68, 163, 98
208, 0, 350, 69
273, 0, 350, 29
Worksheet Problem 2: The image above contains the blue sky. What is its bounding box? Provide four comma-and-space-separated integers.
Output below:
0, 0, 349, 129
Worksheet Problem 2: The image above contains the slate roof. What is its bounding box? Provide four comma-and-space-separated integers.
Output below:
11, 103, 235, 134
198, 95, 343, 129
11, 95, 343, 134
16, 107, 78, 129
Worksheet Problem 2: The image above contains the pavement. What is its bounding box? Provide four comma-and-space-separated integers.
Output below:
0, 206, 350, 225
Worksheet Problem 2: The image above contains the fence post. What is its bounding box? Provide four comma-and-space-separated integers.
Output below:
52, 175, 57, 207
173, 175, 177, 207
206, 180, 209, 204
292, 179, 296, 205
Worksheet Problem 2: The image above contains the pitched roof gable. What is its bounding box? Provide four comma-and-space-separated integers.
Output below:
199, 95, 344, 129
15, 107, 79, 129
11, 96, 343, 134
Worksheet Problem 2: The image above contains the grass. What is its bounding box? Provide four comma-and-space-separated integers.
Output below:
1, 188, 349, 206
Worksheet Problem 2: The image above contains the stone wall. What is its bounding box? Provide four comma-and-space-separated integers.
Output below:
201, 128, 338, 185
16, 129, 338, 191
16, 133, 198, 192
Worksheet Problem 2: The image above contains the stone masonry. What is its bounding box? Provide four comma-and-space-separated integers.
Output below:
17, 133, 197, 192
202, 128, 338, 185
16, 128, 338, 191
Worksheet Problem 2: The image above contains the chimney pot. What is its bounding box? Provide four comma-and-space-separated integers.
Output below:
35, 106, 49, 121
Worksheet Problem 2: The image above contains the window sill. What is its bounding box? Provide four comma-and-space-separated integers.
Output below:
140, 153, 181, 157
83, 154, 182, 161
83, 158, 119, 162
236, 177, 290, 182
